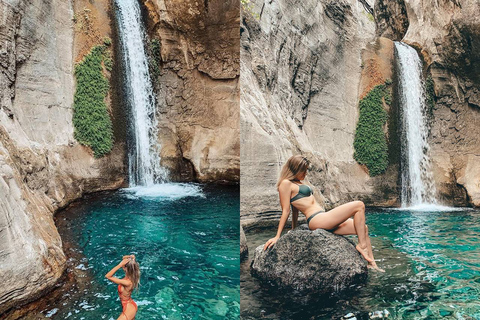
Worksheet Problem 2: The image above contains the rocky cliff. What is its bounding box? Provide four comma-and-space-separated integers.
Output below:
0, 0, 125, 314
140, 0, 240, 182
375, 0, 480, 206
241, 0, 480, 226
240, 0, 396, 224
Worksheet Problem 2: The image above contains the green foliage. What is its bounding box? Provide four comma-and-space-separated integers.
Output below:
103, 37, 112, 46
103, 49, 113, 72
241, 0, 260, 20
361, 11, 375, 23
73, 45, 113, 158
384, 89, 392, 106
148, 39, 161, 81
354, 83, 390, 176
425, 75, 435, 116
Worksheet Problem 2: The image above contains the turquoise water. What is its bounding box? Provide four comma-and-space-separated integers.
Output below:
241, 208, 480, 319
48, 184, 239, 319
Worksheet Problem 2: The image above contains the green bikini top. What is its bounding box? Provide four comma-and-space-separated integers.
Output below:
290, 183, 312, 202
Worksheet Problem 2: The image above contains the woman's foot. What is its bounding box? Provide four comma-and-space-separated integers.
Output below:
367, 262, 385, 272
356, 244, 374, 263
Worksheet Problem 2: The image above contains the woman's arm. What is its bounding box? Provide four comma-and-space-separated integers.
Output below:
105, 258, 131, 286
291, 206, 299, 230
264, 180, 291, 250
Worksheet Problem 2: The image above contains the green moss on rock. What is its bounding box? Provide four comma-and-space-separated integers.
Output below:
425, 75, 435, 116
73, 45, 113, 158
148, 39, 161, 82
354, 83, 390, 176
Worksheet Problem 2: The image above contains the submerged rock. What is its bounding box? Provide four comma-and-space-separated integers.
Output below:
250, 228, 367, 295
240, 226, 248, 261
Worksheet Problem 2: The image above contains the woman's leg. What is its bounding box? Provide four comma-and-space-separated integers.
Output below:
364, 225, 374, 265
334, 220, 384, 272
309, 201, 373, 262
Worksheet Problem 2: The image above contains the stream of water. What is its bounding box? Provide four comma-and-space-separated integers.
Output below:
114, 0, 167, 186
241, 208, 480, 319
395, 42, 437, 208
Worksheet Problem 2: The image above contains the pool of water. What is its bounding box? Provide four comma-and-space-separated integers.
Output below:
241, 208, 480, 319
46, 183, 239, 319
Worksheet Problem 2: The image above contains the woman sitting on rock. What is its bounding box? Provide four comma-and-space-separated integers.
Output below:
264, 155, 384, 272
105, 255, 140, 319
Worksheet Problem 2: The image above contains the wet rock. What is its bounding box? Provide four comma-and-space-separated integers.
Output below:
250, 229, 368, 295
374, 0, 409, 41
240, 225, 248, 261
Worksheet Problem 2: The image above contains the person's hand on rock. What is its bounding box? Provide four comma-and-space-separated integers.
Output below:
264, 236, 279, 251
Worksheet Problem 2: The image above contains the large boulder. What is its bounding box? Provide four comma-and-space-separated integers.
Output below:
250, 228, 368, 296
240, 226, 248, 261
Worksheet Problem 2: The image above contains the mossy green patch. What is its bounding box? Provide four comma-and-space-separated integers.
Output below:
103, 49, 113, 72
148, 39, 161, 82
241, 0, 260, 19
425, 75, 435, 116
73, 45, 113, 158
354, 83, 390, 176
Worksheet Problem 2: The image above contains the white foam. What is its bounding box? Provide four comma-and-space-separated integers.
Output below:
122, 183, 204, 200
135, 299, 154, 306
45, 308, 58, 317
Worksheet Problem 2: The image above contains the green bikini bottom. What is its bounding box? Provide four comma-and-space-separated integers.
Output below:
307, 210, 326, 225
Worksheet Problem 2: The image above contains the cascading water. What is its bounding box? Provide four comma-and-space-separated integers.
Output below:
114, 0, 167, 186
395, 42, 437, 207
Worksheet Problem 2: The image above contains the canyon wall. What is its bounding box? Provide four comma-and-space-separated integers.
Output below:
0, 0, 125, 313
140, 0, 240, 183
376, 0, 480, 206
241, 0, 480, 227
240, 0, 399, 225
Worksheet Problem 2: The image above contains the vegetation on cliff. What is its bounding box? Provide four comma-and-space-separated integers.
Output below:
425, 75, 435, 116
148, 39, 161, 84
354, 82, 391, 176
73, 45, 113, 157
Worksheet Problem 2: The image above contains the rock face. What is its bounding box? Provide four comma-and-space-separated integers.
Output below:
240, 226, 248, 261
140, 0, 240, 182
374, 0, 409, 41
375, 0, 480, 206
0, 0, 125, 314
240, 0, 398, 224
250, 228, 368, 295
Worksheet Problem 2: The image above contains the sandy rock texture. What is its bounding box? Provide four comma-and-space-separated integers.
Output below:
140, 0, 240, 182
0, 0, 125, 314
375, 0, 480, 206
250, 227, 368, 295
240, 0, 399, 225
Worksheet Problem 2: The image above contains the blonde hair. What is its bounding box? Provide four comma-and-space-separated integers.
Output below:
125, 258, 140, 290
276, 155, 310, 189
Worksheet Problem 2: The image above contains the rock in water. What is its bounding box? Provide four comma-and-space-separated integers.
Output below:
240, 226, 248, 261
250, 229, 368, 295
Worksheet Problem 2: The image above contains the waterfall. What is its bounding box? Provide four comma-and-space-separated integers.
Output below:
395, 42, 436, 207
114, 0, 167, 186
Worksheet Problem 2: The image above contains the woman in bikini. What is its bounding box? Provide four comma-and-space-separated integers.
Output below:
105, 255, 140, 319
263, 155, 384, 272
